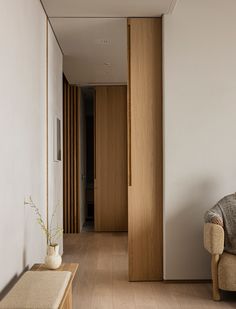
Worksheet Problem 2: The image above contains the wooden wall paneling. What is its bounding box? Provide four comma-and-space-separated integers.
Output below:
128, 18, 163, 281
95, 86, 128, 232
63, 77, 80, 233
94, 93, 97, 228
63, 76, 68, 233
94, 91, 96, 182
127, 23, 132, 187
73, 86, 80, 233
76, 88, 80, 233
71, 86, 74, 233
63, 77, 65, 231
73, 86, 77, 233
69, 86, 72, 233
67, 83, 71, 232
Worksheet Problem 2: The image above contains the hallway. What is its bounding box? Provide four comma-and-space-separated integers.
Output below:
63, 232, 236, 309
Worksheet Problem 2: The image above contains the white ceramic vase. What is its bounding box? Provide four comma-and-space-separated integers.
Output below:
45, 244, 62, 270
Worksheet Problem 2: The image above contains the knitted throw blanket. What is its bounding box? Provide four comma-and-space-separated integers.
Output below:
204, 193, 236, 254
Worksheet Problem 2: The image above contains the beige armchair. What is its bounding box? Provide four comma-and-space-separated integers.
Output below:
204, 223, 236, 300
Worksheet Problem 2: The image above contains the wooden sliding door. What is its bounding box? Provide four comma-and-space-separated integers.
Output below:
95, 86, 128, 232
128, 18, 163, 281
63, 76, 80, 233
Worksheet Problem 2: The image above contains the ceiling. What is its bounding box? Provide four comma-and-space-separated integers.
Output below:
42, 0, 177, 17
50, 18, 127, 85
42, 0, 177, 85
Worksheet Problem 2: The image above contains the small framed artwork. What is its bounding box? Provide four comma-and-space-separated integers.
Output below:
54, 117, 61, 162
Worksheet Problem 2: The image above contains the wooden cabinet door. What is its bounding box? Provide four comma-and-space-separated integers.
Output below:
128, 18, 163, 281
95, 86, 128, 231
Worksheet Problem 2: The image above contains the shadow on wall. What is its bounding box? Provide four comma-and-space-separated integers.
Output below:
0, 266, 29, 301
0, 234, 29, 300
165, 180, 219, 279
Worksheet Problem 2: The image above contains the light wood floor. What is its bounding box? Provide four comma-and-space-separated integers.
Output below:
63, 232, 236, 309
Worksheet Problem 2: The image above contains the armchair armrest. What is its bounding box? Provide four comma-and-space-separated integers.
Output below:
204, 223, 224, 255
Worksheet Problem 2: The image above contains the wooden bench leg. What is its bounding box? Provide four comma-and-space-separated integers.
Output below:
211, 254, 221, 301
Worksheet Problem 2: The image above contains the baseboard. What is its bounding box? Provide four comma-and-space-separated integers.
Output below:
164, 279, 212, 284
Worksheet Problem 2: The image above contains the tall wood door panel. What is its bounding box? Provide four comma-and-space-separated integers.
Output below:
95, 86, 128, 232
128, 18, 163, 281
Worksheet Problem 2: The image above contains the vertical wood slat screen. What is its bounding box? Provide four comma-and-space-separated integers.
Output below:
63, 75, 80, 233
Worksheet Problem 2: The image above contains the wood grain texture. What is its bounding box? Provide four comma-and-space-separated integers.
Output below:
63, 77, 80, 233
76, 88, 80, 233
127, 24, 132, 187
94, 90, 96, 181
128, 18, 163, 281
63, 76, 68, 233
67, 82, 71, 231
70, 87, 74, 233
31, 263, 78, 309
95, 86, 128, 232
62, 233, 236, 309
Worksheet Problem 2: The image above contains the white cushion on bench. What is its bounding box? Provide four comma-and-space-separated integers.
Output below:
0, 271, 71, 309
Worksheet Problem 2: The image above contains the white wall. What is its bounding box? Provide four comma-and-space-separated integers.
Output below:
0, 0, 46, 292
48, 24, 63, 252
164, 0, 236, 279
0, 0, 63, 293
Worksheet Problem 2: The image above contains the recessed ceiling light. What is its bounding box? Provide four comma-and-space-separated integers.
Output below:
95, 39, 112, 45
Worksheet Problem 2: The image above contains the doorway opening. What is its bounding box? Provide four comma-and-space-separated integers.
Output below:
80, 87, 95, 231
61, 17, 163, 283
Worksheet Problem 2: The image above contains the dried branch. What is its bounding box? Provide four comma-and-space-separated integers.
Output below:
25, 197, 63, 246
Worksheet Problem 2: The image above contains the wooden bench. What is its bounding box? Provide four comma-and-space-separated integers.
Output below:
0, 263, 78, 309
